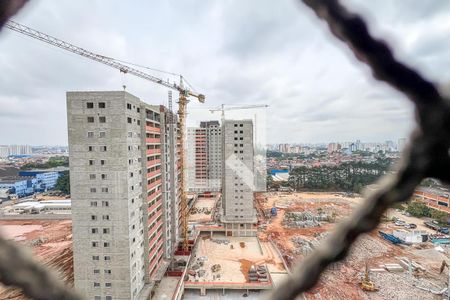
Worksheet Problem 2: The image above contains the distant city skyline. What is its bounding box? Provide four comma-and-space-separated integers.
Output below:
0, 138, 408, 149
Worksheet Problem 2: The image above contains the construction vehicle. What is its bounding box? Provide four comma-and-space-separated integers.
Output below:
424, 221, 449, 234
270, 207, 277, 217
379, 231, 403, 245
360, 263, 378, 292
5, 20, 205, 252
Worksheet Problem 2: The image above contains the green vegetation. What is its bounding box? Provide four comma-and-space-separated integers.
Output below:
20, 156, 68, 170
266, 150, 327, 161
288, 158, 392, 193
406, 201, 449, 225
406, 202, 430, 218
55, 171, 70, 195
267, 150, 283, 158
351, 150, 373, 157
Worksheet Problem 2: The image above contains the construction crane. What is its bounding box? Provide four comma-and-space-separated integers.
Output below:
209, 104, 269, 120
5, 20, 204, 252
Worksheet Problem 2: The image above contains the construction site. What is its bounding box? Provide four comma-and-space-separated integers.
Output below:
2, 191, 450, 299
256, 192, 450, 299
0, 220, 73, 299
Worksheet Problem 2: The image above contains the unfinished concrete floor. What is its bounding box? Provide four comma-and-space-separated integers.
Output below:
187, 234, 286, 284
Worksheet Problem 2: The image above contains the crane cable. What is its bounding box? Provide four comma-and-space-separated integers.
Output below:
108, 57, 198, 93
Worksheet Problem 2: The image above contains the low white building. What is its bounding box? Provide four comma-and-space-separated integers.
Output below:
5, 199, 71, 215
393, 229, 428, 244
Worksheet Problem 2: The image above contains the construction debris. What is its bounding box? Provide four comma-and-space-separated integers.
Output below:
211, 238, 230, 245
211, 264, 221, 273
384, 263, 404, 273
283, 211, 331, 228
190, 207, 212, 215
255, 191, 450, 299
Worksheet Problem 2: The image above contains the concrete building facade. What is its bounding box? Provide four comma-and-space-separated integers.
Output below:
160, 107, 181, 260
67, 91, 180, 300
221, 119, 257, 236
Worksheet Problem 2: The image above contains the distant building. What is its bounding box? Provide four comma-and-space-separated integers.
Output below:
0, 146, 9, 158
385, 140, 395, 151
5, 199, 71, 215
0, 177, 35, 198
278, 143, 289, 153
221, 119, 257, 236
186, 120, 222, 192
327, 143, 341, 153
0, 145, 32, 158
0, 168, 62, 198
398, 138, 407, 151
18, 166, 69, 177
414, 187, 450, 213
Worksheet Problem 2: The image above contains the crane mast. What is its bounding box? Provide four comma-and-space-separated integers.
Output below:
5, 20, 204, 252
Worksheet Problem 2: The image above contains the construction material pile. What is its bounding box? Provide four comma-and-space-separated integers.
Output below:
188, 256, 219, 281
190, 207, 212, 215
211, 238, 230, 245
283, 211, 331, 228
248, 264, 269, 283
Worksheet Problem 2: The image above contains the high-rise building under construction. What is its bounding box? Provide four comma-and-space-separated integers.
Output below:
220, 119, 257, 236
186, 120, 222, 192
67, 91, 180, 300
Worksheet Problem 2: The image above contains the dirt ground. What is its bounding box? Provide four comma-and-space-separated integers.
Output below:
0, 220, 73, 299
255, 192, 450, 300
187, 234, 287, 284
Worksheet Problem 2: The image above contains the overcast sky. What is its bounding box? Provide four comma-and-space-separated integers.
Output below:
1, 0, 449, 145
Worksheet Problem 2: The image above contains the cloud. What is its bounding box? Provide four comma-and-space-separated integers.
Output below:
0, 0, 447, 145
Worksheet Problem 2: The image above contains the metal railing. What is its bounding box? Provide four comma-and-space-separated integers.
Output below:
0, 1, 449, 300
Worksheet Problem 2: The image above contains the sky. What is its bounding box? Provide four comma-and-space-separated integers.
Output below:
1, 0, 449, 145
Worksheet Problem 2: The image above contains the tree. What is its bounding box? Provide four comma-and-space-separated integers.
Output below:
406, 202, 430, 217
21, 156, 69, 170
55, 171, 70, 194
288, 158, 393, 192
430, 210, 449, 225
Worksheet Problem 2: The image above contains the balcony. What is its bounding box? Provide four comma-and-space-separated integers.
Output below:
148, 231, 164, 258
146, 125, 161, 133
147, 198, 162, 211
147, 209, 162, 225
146, 149, 161, 155
146, 137, 160, 144
147, 179, 162, 190
147, 170, 160, 179
147, 159, 161, 167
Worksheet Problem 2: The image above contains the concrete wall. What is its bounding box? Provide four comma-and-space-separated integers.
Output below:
222, 120, 257, 226
68, 91, 146, 300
